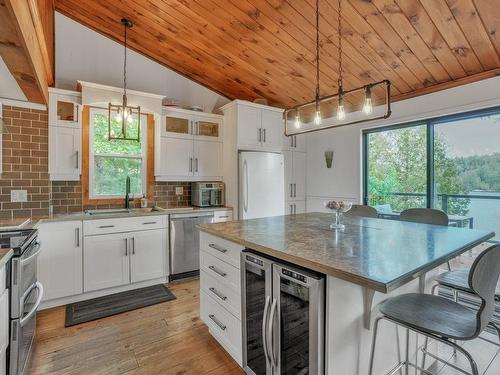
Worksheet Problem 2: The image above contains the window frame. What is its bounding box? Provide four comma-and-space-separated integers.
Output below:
88, 107, 147, 200
362, 105, 500, 208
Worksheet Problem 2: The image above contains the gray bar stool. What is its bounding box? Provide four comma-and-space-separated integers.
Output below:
368, 244, 500, 375
344, 204, 378, 218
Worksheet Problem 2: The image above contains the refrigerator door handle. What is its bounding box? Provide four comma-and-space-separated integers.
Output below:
268, 298, 278, 369
262, 295, 271, 367
243, 159, 249, 213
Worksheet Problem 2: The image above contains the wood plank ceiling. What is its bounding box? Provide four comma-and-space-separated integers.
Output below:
55, 0, 500, 109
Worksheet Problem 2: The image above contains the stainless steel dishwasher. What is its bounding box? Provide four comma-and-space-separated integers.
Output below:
169, 211, 214, 281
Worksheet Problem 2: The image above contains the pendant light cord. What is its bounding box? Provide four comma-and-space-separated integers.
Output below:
124, 21, 127, 98
337, 0, 343, 92
315, 0, 320, 102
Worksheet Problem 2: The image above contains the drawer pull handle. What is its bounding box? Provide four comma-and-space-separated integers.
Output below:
218, 215, 229, 219
209, 287, 227, 301
208, 243, 227, 253
98, 225, 115, 228
208, 314, 226, 331
209, 265, 227, 277
142, 222, 157, 225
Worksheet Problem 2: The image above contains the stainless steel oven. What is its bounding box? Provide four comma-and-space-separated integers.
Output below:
191, 182, 225, 207
242, 251, 325, 375
1, 229, 43, 375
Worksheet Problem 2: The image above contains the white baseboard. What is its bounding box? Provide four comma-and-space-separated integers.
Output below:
39, 276, 168, 310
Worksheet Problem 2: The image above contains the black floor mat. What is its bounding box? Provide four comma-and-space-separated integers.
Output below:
65, 284, 176, 327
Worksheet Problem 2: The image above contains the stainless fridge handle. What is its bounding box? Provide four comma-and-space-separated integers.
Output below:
262, 295, 271, 366
268, 298, 278, 369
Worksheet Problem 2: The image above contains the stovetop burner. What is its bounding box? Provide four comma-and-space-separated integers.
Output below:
0, 229, 38, 254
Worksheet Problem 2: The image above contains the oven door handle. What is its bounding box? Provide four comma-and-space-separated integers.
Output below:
20, 282, 44, 327
20, 241, 41, 266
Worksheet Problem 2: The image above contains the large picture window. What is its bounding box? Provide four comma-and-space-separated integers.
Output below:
363, 107, 500, 241
89, 108, 147, 199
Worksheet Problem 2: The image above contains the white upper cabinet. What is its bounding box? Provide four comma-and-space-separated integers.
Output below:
283, 134, 306, 152
37, 221, 83, 301
49, 126, 81, 181
284, 149, 307, 202
49, 90, 82, 128
194, 140, 222, 178
225, 100, 284, 151
48, 88, 82, 181
157, 137, 194, 179
156, 107, 224, 181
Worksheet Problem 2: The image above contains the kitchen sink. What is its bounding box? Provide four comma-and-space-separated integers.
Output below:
85, 207, 160, 216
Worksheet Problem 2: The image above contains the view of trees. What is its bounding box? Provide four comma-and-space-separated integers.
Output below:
367, 125, 470, 215
92, 114, 143, 197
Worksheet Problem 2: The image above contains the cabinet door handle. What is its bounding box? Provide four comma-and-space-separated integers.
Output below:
294, 136, 297, 148
290, 204, 293, 215
290, 136, 294, 148
209, 265, 227, 277
294, 204, 296, 215
258, 128, 262, 142
132, 237, 136, 255
125, 238, 128, 256
208, 314, 226, 330
99, 225, 115, 228
209, 287, 227, 301
290, 184, 293, 198
189, 157, 193, 172
263, 128, 266, 142
218, 215, 229, 219
208, 243, 227, 253
75, 150, 79, 169
75, 227, 80, 247
195, 158, 198, 172
294, 183, 297, 198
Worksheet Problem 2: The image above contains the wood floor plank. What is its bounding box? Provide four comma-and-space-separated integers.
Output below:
30, 279, 244, 375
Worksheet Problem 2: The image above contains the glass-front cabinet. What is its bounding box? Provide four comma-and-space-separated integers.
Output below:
161, 109, 222, 141
49, 90, 82, 128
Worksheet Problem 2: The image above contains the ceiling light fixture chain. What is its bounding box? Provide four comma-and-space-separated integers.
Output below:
284, 0, 391, 135
123, 18, 128, 99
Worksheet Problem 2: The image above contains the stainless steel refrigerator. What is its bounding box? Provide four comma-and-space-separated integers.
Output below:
239, 152, 285, 220
241, 251, 325, 375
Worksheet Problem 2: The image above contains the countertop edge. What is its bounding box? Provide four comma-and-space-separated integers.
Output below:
198, 226, 495, 294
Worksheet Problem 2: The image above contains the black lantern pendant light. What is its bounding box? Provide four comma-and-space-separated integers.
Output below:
108, 18, 141, 142
284, 0, 391, 136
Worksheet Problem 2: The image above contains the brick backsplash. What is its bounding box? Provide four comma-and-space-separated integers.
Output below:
0, 105, 50, 219
1, 105, 192, 218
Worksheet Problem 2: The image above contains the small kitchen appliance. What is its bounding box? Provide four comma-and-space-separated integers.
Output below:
191, 182, 225, 208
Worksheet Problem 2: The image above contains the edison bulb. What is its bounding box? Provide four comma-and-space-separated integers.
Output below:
115, 113, 122, 122
294, 114, 301, 129
314, 110, 322, 125
337, 104, 345, 121
127, 115, 133, 123
363, 97, 373, 115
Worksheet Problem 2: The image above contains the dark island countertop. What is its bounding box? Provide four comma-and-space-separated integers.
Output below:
198, 212, 494, 293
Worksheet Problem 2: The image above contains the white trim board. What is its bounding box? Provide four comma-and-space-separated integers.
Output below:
0, 98, 46, 111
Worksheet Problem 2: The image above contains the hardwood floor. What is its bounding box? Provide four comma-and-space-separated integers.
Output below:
30, 279, 244, 375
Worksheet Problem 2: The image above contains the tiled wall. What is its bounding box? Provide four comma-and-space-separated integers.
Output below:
1, 105, 193, 218
0, 105, 50, 219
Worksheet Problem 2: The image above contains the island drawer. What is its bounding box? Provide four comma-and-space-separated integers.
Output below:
200, 270, 241, 319
200, 251, 240, 291
200, 232, 244, 269
200, 290, 242, 364
84, 215, 168, 235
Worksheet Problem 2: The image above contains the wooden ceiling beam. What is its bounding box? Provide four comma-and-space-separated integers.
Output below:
0, 0, 54, 104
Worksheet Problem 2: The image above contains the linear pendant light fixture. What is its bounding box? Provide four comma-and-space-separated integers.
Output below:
285, 0, 391, 136
108, 18, 141, 142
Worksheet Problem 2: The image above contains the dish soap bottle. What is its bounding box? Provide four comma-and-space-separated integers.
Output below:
140, 194, 148, 208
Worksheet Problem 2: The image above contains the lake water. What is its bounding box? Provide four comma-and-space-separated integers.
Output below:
465, 191, 500, 241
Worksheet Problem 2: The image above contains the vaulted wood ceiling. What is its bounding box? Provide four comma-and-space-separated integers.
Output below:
55, 0, 500, 108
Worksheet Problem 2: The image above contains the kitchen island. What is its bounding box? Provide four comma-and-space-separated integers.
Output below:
197, 212, 494, 374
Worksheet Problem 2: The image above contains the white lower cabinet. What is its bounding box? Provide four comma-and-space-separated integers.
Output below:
0, 265, 8, 375
37, 221, 83, 300
130, 229, 167, 283
84, 228, 167, 293
84, 232, 130, 292
199, 232, 244, 366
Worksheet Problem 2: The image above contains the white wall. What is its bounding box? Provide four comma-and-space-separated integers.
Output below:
0, 56, 27, 101
55, 12, 229, 112
306, 75, 500, 211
